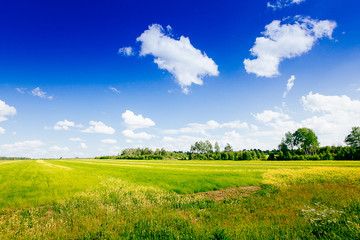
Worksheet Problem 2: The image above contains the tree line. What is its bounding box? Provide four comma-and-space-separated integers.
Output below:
96, 127, 360, 161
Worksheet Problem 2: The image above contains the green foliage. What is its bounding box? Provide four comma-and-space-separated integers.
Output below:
345, 126, 360, 148
1, 161, 360, 239
224, 143, 233, 152
0, 157, 31, 160
214, 141, 220, 153
293, 128, 320, 155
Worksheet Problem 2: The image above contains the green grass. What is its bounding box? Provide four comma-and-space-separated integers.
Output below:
1, 159, 360, 239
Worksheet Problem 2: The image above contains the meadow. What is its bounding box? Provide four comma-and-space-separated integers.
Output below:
0, 159, 360, 239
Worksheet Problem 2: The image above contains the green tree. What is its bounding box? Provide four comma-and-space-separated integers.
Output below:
285, 131, 295, 150
224, 143, 233, 152
345, 126, 360, 148
214, 141, 220, 153
293, 128, 319, 155
278, 139, 289, 152
204, 140, 213, 153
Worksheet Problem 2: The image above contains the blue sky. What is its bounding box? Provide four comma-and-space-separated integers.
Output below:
1, 0, 360, 158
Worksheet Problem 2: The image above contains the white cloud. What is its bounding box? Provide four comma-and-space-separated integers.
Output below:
80, 143, 88, 149
82, 121, 115, 134
118, 47, 134, 56
356, 88, 360, 92
0, 140, 44, 152
69, 137, 82, 142
54, 120, 75, 130
283, 75, 295, 97
0, 127, 5, 134
244, 16, 336, 77
137, 24, 219, 93
109, 86, 120, 93
101, 139, 117, 144
267, 0, 305, 9
0, 100, 16, 122
252, 109, 300, 138
165, 120, 249, 135
49, 145, 70, 152
300, 92, 360, 145
122, 129, 154, 140
31, 87, 53, 100
122, 110, 155, 130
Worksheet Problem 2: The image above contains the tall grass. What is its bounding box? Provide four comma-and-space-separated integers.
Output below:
0, 159, 360, 239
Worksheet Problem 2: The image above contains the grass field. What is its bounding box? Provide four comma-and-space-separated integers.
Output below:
1, 159, 360, 239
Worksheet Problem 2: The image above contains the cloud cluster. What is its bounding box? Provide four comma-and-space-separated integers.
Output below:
121, 110, 155, 140
0, 100, 16, 123
244, 16, 337, 77
300, 92, 360, 145
165, 120, 249, 135
122, 110, 155, 130
54, 120, 78, 131
283, 75, 295, 97
122, 129, 153, 140
253, 109, 299, 132
31, 87, 53, 100
137, 24, 219, 94
0, 140, 45, 157
82, 121, 115, 135
267, 0, 305, 9
118, 47, 134, 56
0, 100, 16, 134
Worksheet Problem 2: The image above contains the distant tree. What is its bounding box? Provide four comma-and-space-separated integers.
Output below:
214, 141, 220, 153
224, 143, 233, 152
284, 131, 295, 150
345, 127, 360, 148
293, 128, 319, 155
205, 140, 213, 153
278, 139, 289, 152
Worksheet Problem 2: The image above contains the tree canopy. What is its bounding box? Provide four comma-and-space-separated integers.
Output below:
280, 128, 319, 155
345, 127, 360, 148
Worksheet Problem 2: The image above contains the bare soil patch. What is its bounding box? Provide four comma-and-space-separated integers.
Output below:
193, 186, 259, 201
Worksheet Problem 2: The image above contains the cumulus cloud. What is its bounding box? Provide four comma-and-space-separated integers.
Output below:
244, 16, 336, 77
251, 92, 360, 147
122, 110, 155, 130
31, 87, 53, 100
165, 120, 249, 135
300, 92, 360, 145
118, 47, 134, 56
252, 109, 300, 138
136, 24, 219, 93
82, 121, 115, 134
54, 120, 76, 130
267, 0, 305, 9
0, 100, 16, 122
101, 139, 117, 144
122, 129, 154, 140
283, 75, 295, 97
